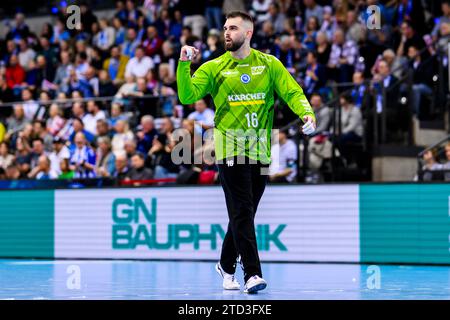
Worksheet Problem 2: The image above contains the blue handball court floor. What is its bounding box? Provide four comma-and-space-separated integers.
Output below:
1, 259, 450, 300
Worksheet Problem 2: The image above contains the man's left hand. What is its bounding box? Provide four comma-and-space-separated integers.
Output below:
302, 116, 316, 135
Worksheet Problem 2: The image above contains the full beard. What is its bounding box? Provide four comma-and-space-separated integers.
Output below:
225, 37, 245, 52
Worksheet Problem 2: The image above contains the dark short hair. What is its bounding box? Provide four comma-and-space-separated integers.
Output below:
132, 152, 145, 160
78, 52, 87, 60
226, 11, 254, 25
33, 119, 46, 127
32, 137, 44, 145
310, 92, 322, 99
73, 117, 84, 126
308, 50, 318, 59
341, 92, 354, 104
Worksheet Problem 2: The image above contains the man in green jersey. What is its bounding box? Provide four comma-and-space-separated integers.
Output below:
177, 11, 316, 293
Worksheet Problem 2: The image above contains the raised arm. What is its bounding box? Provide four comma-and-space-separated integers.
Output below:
176, 45, 212, 105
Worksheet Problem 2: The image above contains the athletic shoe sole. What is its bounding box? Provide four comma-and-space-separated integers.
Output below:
244, 282, 267, 294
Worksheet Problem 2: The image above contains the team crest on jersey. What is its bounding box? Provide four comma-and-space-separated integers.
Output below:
240, 73, 251, 84
251, 66, 266, 75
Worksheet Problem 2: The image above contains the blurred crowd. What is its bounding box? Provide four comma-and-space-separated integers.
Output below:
0, 0, 449, 184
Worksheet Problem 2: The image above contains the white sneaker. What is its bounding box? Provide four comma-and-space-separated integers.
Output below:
215, 262, 240, 290
244, 275, 267, 293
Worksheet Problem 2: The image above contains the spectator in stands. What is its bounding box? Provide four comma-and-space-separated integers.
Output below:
94, 18, 116, 52
160, 40, 178, 68
38, 36, 58, 68
124, 140, 137, 162
112, 17, 126, 46
408, 45, 435, 118
130, 77, 157, 116
304, 0, 324, 24
69, 132, 96, 178
202, 29, 225, 62
150, 117, 178, 179
436, 22, 450, 54
396, 20, 426, 58
302, 16, 320, 51
58, 158, 75, 179
71, 102, 91, 128
109, 103, 130, 128
85, 66, 100, 97
0, 142, 14, 170
18, 39, 36, 71
303, 51, 327, 96
328, 28, 358, 83
393, 0, 426, 36
187, 99, 215, 133
5, 55, 25, 91
142, 26, 164, 57
74, 52, 89, 81
6, 13, 30, 42
432, 0, 450, 40
49, 137, 70, 176
28, 154, 58, 179
79, 2, 98, 36
269, 130, 297, 183
351, 71, 367, 110
69, 117, 95, 147
113, 152, 129, 180
14, 135, 31, 176
125, 152, 154, 183
66, 68, 94, 98
0, 76, 14, 117
125, 0, 143, 28
32, 120, 53, 152
95, 136, 116, 177
20, 88, 40, 121
1, 40, 18, 66
112, 120, 135, 156
153, 9, 174, 40
315, 31, 331, 66
337, 93, 363, 145
30, 137, 47, 169
372, 59, 399, 114
310, 93, 330, 135
273, 35, 298, 74
267, 2, 286, 34
98, 70, 117, 97
46, 104, 66, 137
96, 119, 113, 141
86, 100, 107, 134
345, 10, 365, 44
417, 148, 443, 181
254, 20, 276, 53
53, 51, 73, 93
125, 46, 155, 79
5, 164, 22, 179
103, 46, 129, 85
136, 115, 158, 155
5, 105, 29, 142
251, 0, 272, 26
122, 27, 141, 58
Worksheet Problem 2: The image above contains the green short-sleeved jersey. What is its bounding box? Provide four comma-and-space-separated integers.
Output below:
176, 49, 315, 163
